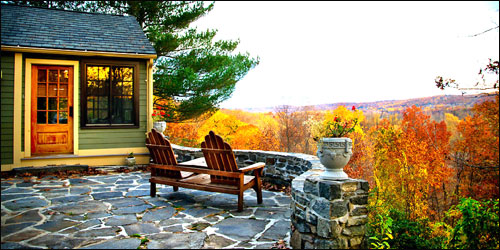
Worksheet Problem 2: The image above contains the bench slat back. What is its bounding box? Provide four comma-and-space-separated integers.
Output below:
201, 131, 239, 185
146, 129, 181, 178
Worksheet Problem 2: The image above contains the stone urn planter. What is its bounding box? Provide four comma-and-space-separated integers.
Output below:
153, 121, 167, 134
125, 152, 136, 166
317, 137, 352, 180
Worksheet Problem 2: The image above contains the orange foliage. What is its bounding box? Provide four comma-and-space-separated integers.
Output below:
371, 106, 452, 220
451, 95, 499, 200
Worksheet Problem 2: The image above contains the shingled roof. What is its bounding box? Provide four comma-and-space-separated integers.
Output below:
1, 4, 157, 55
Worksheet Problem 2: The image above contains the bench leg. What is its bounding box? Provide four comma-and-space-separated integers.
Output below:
254, 184, 263, 204
254, 172, 263, 204
150, 182, 156, 197
238, 191, 244, 212
173, 186, 179, 192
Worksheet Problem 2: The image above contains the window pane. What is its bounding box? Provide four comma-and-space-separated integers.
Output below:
37, 84, 46, 97
48, 111, 57, 124
98, 66, 110, 81
123, 67, 133, 82
87, 96, 94, 109
48, 84, 57, 96
112, 96, 133, 124
122, 81, 133, 96
113, 67, 122, 81
48, 97, 57, 110
86, 96, 109, 125
59, 98, 67, 110
59, 112, 68, 124
38, 69, 47, 82
37, 97, 46, 110
87, 81, 97, 96
49, 70, 58, 82
112, 81, 122, 95
99, 109, 108, 121
59, 69, 69, 82
37, 111, 46, 124
59, 84, 68, 97
98, 96, 108, 109
87, 66, 98, 81
98, 80, 109, 96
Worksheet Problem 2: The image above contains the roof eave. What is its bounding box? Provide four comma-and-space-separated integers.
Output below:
1, 45, 157, 59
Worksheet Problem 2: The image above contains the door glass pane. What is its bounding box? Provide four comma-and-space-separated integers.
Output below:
59, 69, 69, 82
59, 84, 68, 97
59, 112, 68, 124
37, 84, 46, 97
37, 111, 46, 124
48, 111, 58, 124
49, 70, 58, 82
48, 97, 57, 110
48, 84, 57, 96
38, 69, 47, 82
59, 98, 67, 110
37, 97, 47, 110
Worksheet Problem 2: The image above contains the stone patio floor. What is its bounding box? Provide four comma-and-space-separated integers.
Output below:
1, 170, 292, 249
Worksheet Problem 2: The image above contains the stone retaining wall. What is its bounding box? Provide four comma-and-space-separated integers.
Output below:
172, 144, 321, 186
290, 170, 369, 249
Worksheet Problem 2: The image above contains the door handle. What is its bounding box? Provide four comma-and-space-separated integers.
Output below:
69, 106, 73, 117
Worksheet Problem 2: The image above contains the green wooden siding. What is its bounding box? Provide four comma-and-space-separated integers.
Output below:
18, 53, 149, 152
78, 61, 148, 149
1, 52, 14, 164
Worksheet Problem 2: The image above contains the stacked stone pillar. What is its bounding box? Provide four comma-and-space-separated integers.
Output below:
290, 173, 369, 249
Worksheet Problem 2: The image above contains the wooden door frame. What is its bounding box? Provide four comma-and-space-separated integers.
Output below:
31, 65, 74, 155
24, 59, 80, 158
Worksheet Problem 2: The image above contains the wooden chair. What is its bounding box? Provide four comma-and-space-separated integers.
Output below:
200, 131, 264, 211
145, 128, 195, 197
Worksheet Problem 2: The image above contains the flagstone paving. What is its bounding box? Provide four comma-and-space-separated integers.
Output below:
1, 171, 291, 249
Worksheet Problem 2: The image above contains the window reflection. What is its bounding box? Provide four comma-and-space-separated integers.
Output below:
85, 65, 134, 125
49, 70, 58, 82
38, 70, 47, 83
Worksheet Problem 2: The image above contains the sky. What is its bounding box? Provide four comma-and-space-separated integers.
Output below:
191, 1, 500, 109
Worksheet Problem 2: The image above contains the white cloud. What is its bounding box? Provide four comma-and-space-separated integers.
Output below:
191, 1, 499, 109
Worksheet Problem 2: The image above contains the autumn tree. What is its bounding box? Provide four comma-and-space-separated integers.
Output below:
371, 106, 452, 221
450, 95, 499, 201
274, 105, 318, 154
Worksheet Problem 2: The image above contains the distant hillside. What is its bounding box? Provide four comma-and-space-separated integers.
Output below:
239, 94, 496, 120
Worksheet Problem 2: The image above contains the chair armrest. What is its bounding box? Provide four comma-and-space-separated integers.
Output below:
239, 162, 265, 173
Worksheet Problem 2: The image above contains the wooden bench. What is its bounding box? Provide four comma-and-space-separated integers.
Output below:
146, 129, 264, 211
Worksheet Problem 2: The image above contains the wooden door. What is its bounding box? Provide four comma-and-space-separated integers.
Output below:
31, 65, 74, 155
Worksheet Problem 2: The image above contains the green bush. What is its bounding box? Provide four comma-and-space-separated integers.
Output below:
446, 198, 499, 249
387, 209, 445, 249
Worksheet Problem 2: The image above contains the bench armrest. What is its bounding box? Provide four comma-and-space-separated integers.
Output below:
238, 162, 265, 173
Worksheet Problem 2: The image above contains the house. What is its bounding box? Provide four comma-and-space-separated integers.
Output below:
1, 4, 157, 171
